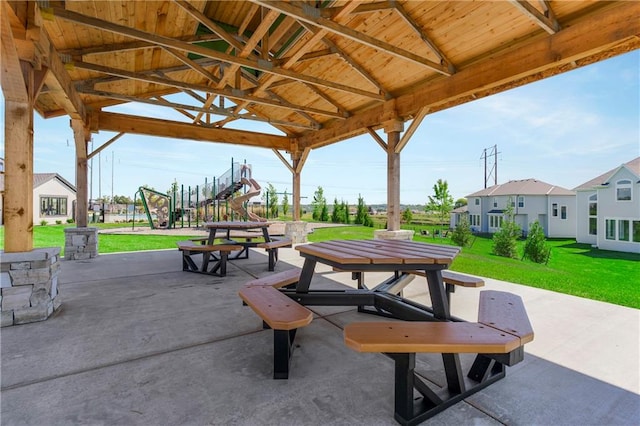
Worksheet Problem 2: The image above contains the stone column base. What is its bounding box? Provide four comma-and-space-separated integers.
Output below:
373, 229, 415, 241
1, 248, 62, 327
64, 227, 99, 260
285, 221, 308, 244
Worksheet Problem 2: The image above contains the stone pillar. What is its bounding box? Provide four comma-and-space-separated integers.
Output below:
285, 221, 308, 244
374, 229, 415, 241
1, 248, 62, 327
64, 227, 99, 260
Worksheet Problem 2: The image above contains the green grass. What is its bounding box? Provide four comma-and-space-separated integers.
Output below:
2, 223, 638, 309
308, 225, 640, 309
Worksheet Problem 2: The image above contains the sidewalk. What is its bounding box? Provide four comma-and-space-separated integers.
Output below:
1, 247, 638, 425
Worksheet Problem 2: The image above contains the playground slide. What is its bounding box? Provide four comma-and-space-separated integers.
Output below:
227, 178, 267, 222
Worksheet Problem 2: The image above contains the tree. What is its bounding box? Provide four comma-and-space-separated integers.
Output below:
312, 186, 328, 221
451, 217, 473, 247
401, 207, 413, 223
454, 198, 467, 209
266, 183, 278, 218
112, 195, 134, 204
523, 220, 550, 264
331, 198, 342, 223
281, 190, 289, 217
492, 201, 521, 258
341, 200, 349, 224
426, 179, 454, 230
355, 194, 373, 226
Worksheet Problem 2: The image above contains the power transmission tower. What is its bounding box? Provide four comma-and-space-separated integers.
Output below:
480, 145, 500, 188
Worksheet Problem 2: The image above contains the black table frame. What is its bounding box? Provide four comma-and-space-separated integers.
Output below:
205, 222, 271, 260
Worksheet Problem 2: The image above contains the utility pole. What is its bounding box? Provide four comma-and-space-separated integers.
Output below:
111, 151, 114, 202
480, 145, 500, 188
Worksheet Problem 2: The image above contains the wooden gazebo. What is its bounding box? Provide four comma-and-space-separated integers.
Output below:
2, 0, 638, 252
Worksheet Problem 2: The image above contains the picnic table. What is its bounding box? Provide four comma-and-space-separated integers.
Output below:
249, 239, 534, 424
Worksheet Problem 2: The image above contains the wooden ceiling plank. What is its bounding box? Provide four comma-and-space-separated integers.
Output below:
251, 0, 451, 75
509, 0, 560, 34
50, 6, 384, 100
391, 0, 456, 73
163, 47, 221, 84
59, 34, 222, 58
299, 1, 639, 149
97, 111, 291, 150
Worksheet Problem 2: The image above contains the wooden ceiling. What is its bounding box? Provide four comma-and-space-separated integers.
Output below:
5, 1, 639, 154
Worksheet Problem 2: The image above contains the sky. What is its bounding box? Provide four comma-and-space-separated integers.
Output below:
1, 50, 638, 206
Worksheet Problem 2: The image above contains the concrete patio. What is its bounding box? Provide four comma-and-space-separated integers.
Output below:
2, 246, 638, 425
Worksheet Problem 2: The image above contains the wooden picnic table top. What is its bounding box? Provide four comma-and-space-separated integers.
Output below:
295, 239, 460, 266
205, 221, 272, 230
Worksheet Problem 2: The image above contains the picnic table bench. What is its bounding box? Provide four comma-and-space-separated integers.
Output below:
176, 240, 243, 277
344, 290, 534, 425
239, 269, 309, 379
256, 237, 292, 271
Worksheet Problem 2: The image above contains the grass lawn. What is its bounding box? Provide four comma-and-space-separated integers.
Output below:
1, 223, 638, 309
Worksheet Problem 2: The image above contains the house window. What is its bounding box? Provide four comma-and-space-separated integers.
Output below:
633, 221, 640, 243
518, 196, 524, 208
561, 206, 567, 220
40, 197, 68, 216
469, 214, 480, 228
493, 198, 497, 208
616, 179, 632, 201
475, 198, 480, 206
618, 220, 630, 241
588, 194, 597, 235
605, 219, 616, 240
552, 203, 558, 217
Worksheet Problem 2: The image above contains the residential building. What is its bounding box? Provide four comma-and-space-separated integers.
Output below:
466, 179, 576, 237
574, 157, 640, 253
28, 173, 77, 225
449, 205, 468, 229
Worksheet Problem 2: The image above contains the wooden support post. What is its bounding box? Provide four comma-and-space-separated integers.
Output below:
4, 99, 34, 252
71, 119, 90, 227
385, 120, 403, 232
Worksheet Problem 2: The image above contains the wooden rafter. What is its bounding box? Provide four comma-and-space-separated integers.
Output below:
71, 60, 347, 119
251, 0, 452, 76
390, 0, 455, 74
395, 106, 429, 153
50, 6, 385, 100
510, 0, 560, 34
80, 88, 320, 130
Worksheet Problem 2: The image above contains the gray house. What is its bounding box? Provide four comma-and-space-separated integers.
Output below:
466, 179, 576, 237
574, 157, 640, 253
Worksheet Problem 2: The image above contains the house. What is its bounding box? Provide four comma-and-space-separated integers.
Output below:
574, 157, 640, 253
1, 167, 77, 226
466, 179, 576, 237
33, 173, 77, 225
449, 205, 468, 229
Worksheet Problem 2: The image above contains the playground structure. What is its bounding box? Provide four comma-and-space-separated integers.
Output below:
136, 160, 267, 229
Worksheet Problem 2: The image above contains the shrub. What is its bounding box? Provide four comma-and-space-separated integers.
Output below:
523, 220, 550, 264
40, 220, 48, 226
451, 217, 473, 247
66, 218, 75, 224
492, 203, 521, 258
55, 220, 62, 225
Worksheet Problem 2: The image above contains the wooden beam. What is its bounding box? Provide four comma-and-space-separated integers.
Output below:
298, 1, 640, 149
272, 149, 295, 174
251, 0, 452, 76
96, 111, 291, 150
87, 132, 124, 160
1, 2, 29, 103
366, 127, 387, 151
50, 6, 385, 100
395, 106, 429, 153
72, 61, 346, 119
510, 0, 560, 34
